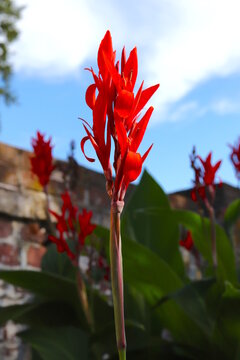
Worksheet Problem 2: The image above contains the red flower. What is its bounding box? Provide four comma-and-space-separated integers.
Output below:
78, 209, 96, 246
30, 131, 54, 187
49, 191, 96, 261
179, 231, 194, 251
81, 30, 159, 201
229, 137, 240, 180
198, 153, 221, 186
190, 148, 221, 202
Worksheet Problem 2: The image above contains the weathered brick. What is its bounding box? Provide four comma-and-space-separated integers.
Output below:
89, 187, 109, 207
0, 244, 19, 266
27, 245, 47, 268
0, 219, 12, 239
21, 223, 46, 244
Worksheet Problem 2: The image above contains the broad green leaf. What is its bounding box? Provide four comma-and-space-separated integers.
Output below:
224, 199, 240, 229
122, 171, 185, 277
20, 326, 89, 360
41, 244, 76, 280
210, 281, 240, 358
0, 300, 80, 328
0, 270, 88, 329
95, 225, 211, 348
153, 278, 216, 335
96, 224, 184, 299
173, 210, 237, 283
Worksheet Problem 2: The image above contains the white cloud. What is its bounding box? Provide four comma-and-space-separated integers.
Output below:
13, 0, 126, 76
168, 101, 198, 122
210, 99, 240, 115
12, 0, 240, 121
166, 97, 240, 123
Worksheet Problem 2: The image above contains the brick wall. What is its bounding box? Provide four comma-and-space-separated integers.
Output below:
0, 141, 115, 359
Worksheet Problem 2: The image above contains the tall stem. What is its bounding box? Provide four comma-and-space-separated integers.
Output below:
76, 269, 94, 332
110, 200, 126, 360
205, 199, 217, 268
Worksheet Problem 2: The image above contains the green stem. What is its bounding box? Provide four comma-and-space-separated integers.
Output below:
110, 200, 126, 359
205, 199, 217, 269
76, 269, 94, 332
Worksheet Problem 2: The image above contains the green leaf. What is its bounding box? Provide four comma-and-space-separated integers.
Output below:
122, 171, 185, 277
222, 281, 240, 299
95, 225, 210, 348
153, 278, 216, 335
210, 281, 240, 358
96, 224, 184, 299
224, 199, 240, 229
173, 210, 237, 283
20, 326, 89, 360
0, 270, 88, 329
0, 300, 80, 328
41, 243, 76, 280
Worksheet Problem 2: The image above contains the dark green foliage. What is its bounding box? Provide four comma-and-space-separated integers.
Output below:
0, 170, 240, 359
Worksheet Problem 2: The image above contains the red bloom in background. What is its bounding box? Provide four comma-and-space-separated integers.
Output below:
198, 153, 221, 186
78, 209, 96, 245
49, 191, 96, 261
30, 131, 54, 187
179, 231, 194, 251
190, 148, 222, 203
81, 30, 159, 201
229, 137, 240, 180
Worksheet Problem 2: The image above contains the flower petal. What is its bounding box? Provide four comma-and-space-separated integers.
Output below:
80, 136, 95, 163
142, 144, 153, 163
130, 107, 154, 152
115, 90, 134, 118
85, 84, 97, 109
97, 30, 114, 80
123, 151, 142, 183
123, 47, 138, 91
115, 119, 128, 158
135, 84, 160, 115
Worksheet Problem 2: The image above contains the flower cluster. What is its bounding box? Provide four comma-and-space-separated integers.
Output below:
179, 230, 194, 251
190, 147, 222, 203
49, 191, 96, 261
81, 30, 159, 201
229, 137, 240, 180
30, 131, 55, 187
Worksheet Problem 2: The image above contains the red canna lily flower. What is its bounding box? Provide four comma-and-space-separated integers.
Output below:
229, 137, 240, 180
78, 209, 96, 246
30, 131, 55, 187
81, 30, 159, 201
198, 153, 221, 186
179, 230, 194, 251
49, 191, 96, 261
190, 147, 222, 203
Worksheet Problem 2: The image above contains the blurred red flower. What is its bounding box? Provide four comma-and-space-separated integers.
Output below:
179, 230, 194, 251
229, 137, 240, 180
30, 131, 54, 187
81, 30, 159, 201
49, 191, 96, 261
190, 148, 222, 202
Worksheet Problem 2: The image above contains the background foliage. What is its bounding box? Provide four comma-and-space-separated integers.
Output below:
0, 0, 23, 104
0, 171, 240, 359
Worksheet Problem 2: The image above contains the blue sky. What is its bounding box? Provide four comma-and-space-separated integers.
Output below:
1, 0, 240, 193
